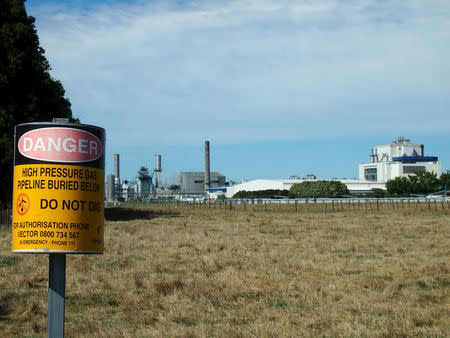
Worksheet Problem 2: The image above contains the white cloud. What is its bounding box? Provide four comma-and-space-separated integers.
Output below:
27, 0, 450, 147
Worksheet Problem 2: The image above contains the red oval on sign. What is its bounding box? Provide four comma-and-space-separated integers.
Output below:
18, 127, 103, 163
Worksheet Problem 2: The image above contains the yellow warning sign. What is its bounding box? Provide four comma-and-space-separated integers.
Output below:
12, 164, 104, 253
12, 123, 105, 254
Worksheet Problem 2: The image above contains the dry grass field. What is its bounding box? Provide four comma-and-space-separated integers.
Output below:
0, 202, 449, 337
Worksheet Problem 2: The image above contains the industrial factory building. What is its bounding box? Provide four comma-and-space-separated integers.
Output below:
105, 154, 162, 202
105, 137, 442, 201
180, 172, 226, 193
213, 137, 442, 199
359, 137, 441, 182
179, 141, 226, 194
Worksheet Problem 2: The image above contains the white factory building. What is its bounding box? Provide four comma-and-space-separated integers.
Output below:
359, 137, 441, 182
209, 137, 442, 199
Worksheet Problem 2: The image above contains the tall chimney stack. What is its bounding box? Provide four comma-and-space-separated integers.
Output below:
155, 154, 162, 188
204, 141, 210, 191
107, 174, 115, 201
114, 154, 120, 185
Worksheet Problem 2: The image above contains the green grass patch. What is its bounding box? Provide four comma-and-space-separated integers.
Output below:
267, 298, 308, 309
417, 294, 445, 304
267, 298, 289, 308
92, 291, 120, 307
331, 250, 353, 258
416, 277, 449, 290
178, 243, 195, 248
174, 316, 196, 326
66, 292, 119, 307
0, 256, 23, 268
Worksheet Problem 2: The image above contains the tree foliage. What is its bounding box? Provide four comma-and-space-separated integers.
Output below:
385, 171, 443, 196
385, 176, 410, 195
232, 190, 289, 199
371, 188, 386, 198
288, 180, 349, 198
438, 170, 450, 189
0, 0, 74, 204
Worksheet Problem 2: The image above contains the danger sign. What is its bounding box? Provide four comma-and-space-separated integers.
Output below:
12, 122, 105, 254
18, 127, 102, 162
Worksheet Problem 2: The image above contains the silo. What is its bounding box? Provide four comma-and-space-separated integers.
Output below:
204, 141, 210, 191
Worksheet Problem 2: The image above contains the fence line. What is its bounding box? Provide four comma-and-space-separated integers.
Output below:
2, 199, 447, 227
106, 198, 450, 213
2, 199, 447, 225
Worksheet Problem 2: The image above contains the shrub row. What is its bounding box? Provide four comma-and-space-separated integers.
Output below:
288, 180, 349, 198
232, 190, 289, 199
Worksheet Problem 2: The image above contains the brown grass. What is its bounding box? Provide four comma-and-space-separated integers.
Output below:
0, 202, 449, 337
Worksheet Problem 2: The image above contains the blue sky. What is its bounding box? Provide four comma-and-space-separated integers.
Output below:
26, 0, 450, 184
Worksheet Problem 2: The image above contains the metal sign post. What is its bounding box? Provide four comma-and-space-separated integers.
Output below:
48, 254, 66, 337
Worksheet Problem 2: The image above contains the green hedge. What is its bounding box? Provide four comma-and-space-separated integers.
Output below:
232, 190, 289, 199
288, 180, 349, 198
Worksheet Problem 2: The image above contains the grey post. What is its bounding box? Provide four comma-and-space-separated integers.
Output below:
48, 254, 66, 338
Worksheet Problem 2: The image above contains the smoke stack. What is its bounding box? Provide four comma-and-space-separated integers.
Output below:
204, 141, 210, 191
114, 154, 120, 185
155, 154, 162, 188
107, 174, 115, 201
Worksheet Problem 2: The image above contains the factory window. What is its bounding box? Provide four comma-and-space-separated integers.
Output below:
403, 166, 425, 174
194, 180, 204, 184
364, 168, 377, 181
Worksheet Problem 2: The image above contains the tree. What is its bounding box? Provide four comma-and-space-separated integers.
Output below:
371, 188, 386, 198
411, 171, 439, 195
232, 190, 252, 198
438, 170, 450, 190
289, 181, 349, 198
0, 0, 75, 204
386, 171, 441, 196
385, 176, 410, 195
